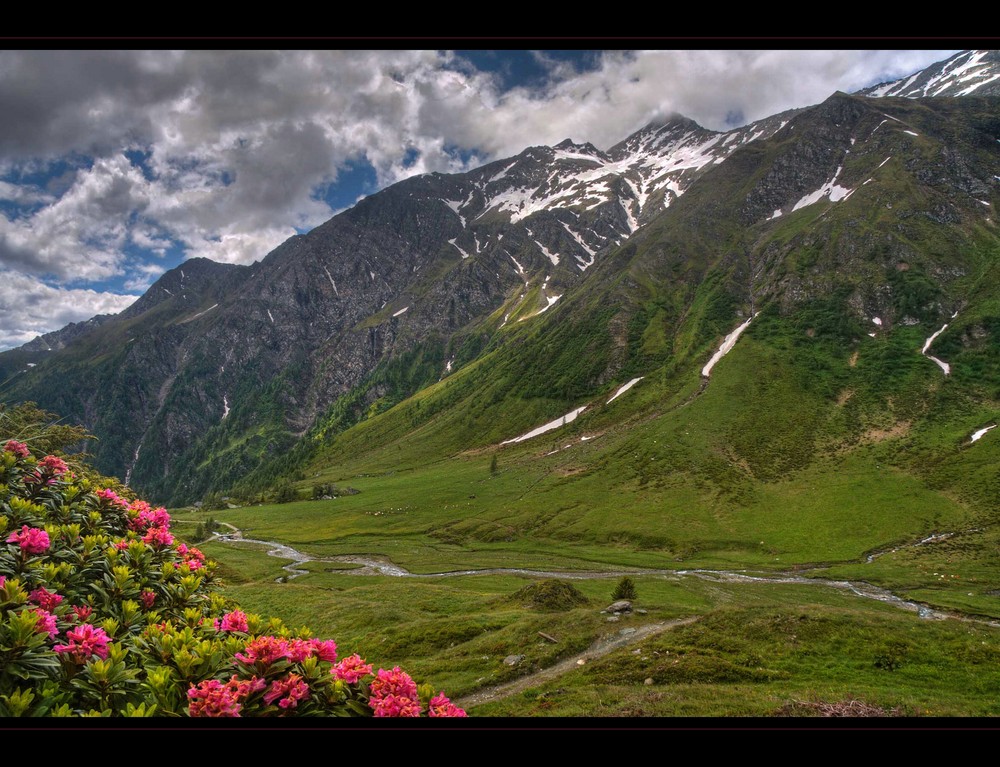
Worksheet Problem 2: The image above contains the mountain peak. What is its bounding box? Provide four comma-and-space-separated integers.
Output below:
119, 258, 248, 321
860, 49, 1000, 99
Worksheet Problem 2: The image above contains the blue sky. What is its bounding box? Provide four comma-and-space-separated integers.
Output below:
0, 48, 958, 350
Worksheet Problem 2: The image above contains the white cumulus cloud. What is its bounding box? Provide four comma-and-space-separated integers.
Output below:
0, 271, 136, 349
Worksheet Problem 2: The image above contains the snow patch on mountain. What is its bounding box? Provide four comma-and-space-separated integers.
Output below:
607, 377, 644, 404
970, 424, 996, 443
533, 239, 560, 266
922, 320, 953, 375
448, 238, 471, 259
537, 294, 561, 314
560, 222, 596, 256
323, 266, 339, 296
501, 406, 588, 445
183, 304, 218, 323
702, 313, 758, 377
958, 73, 1000, 95
489, 161, 517, 183
792, 166, 854, 211
621, 198, 639, 233
441, 199, 466, 227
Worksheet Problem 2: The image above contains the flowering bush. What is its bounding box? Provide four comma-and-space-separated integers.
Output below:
0, 432, 465, 718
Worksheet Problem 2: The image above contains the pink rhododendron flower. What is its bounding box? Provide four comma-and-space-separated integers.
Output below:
32, 608, 58, 638
142, 526, 174, 547
369, 666, 419, 702
177, 544, 206, 570
332, 654, 373, 684
0, 576, 5, 588
6, 525, 50, 554
72, 605, 93, 622
54, 623, 110, 663
24, 455, 69, 485
4, 440, 30, 458
28, 586, 63, 612
234, 635, 290, 666
371, 694, 422, 717
96, 488, 128, 508
310, 639, 338, 663
183, 546, 205, 563
428, 693, 467, 718
129, 503, 171, 532
187, 679, 243, 717
214, 610, 249, 633
286, 638, 316, 663
139, 590, 156, 609
37, 455, 68, 476
263, 674, 310, 710
229, 675, 266, 698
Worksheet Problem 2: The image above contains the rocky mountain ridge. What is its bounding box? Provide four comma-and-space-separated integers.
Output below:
2, 50, 998, 505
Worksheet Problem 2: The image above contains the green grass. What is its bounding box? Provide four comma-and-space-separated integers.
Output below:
472, 584, 1000, 717
190, 538, 1000, 716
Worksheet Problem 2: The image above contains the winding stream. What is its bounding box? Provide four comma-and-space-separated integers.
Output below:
210, 523, 1000, 629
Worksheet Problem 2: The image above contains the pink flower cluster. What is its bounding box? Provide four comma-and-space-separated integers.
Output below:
38, 455, 69, 475
310, 639, 338, 663
32, 607, 58, 638
187, 675, 266, 717
29, 586, 63, 612
72, 605, 93, 622
233, 635, 339, 667
139, 590, 156, 609
23, 455, 69, 485
142, 526, 174, 547
234, 635, 292, 667
214, 610, 249, 633
54, 623, 110, 663
6, 525, 50, 554
428, 693, 467, 718
96, 488, 124, 502
263, 674, 310, 710
369, 666, 421, 718
332, 653, 373, 684
176, 543, 206, 570
4, 439, 30, 458
128, 500, 171, 532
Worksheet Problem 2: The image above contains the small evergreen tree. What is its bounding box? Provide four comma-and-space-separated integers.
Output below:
489, 454, 498, 476
611, 576, 637, 601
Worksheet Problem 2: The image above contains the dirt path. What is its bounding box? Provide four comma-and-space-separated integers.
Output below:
454, 616, 700, 710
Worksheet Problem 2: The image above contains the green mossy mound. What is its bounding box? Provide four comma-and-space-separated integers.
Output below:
507, 579, 588, 611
